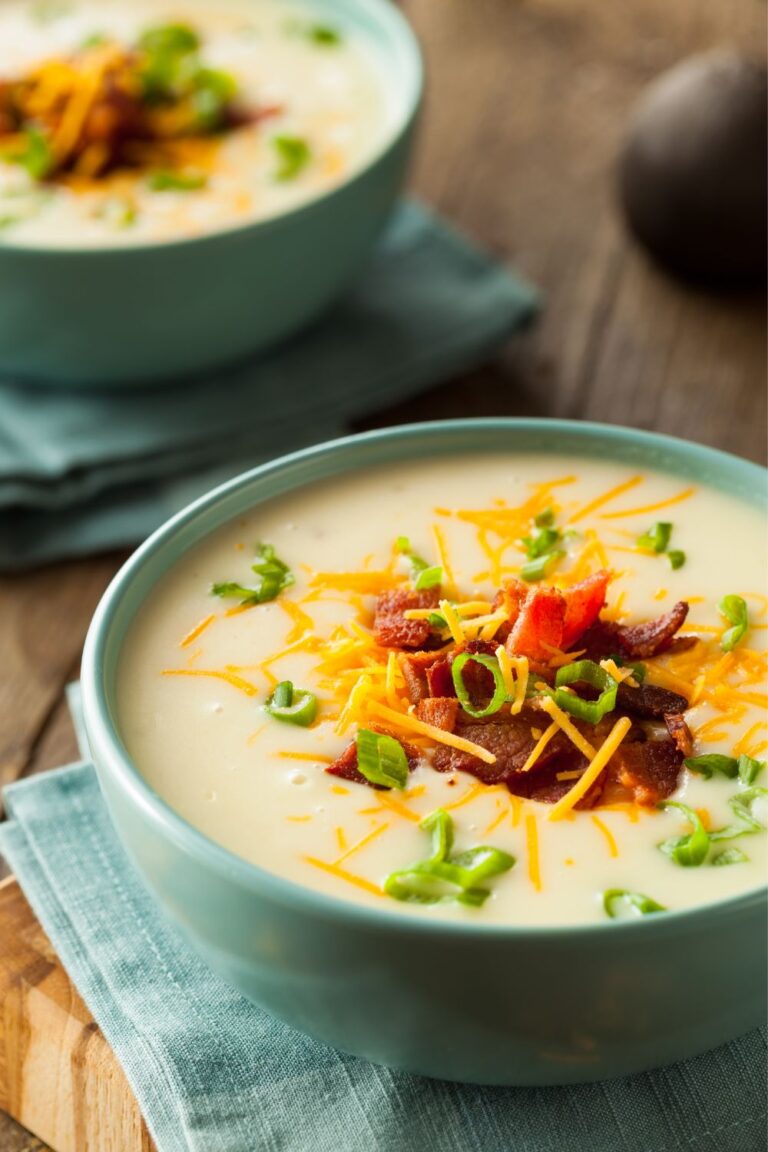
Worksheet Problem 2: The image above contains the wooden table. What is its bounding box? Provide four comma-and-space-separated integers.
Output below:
0, 1, 764, 1147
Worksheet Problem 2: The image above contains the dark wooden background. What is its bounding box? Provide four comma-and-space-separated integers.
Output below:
0, 0, 765, 1146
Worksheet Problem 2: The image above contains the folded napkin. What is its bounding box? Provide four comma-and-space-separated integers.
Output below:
0, 691, 765, 1152
0, 201, 539, 571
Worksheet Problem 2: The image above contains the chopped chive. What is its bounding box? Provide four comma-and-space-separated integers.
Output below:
414, 565, 442, 591
534, 508, 555, 528
451, 651, 508, 719
265, 680, 317, 726
718, 595, 749, 652
272, 135, 311, 181
603, 889, 666, 918
356, 729, 409, 790
658, 801, 710, 867
383, 808, 514, 906
637, 522, 672, 553
521, 526, 560, 559
667, 550, 686, 570
146, 170, 208, 191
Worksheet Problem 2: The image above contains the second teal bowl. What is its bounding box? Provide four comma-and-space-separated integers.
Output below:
81, 419, 767, 1085
0, 0, 422, 386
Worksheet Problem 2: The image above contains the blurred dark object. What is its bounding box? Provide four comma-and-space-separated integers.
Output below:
619, 50, 767, 287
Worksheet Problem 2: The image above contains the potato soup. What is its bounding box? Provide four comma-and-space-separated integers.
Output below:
117, 456, 768, 924
0, 0, 393, 246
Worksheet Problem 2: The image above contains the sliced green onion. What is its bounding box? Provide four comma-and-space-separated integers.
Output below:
667, 550, 686, 570
427, 611, 448, 630
521, 550, 565, 583
421, 807, 453, 862
146, 170, 208, 191
738, 754, 765, 786
534, 508, 555, 528
191, 66, 239, 130
212, 542, 293, 605
96, 196, 137, 229
395, 536, 442, 590
308, 23, 342, 45
265, 680, 317, 726
356, 729, 409, 790
684, 754, 739, 780
603, 889, 666, 918
658, 801, 710, 867
521, 526, 560, 559
718, 594, 749, 652
7, 128, 54, 181
138, 23, 200, 54
273, 135, 311, 181
711, 847, 748, 866
383, 808, 514, 906
728, 786, 768, 832
451, 651, 508, 719
637, 522, 672, 553
414, 565, 442, 591
552, 659, 618, 725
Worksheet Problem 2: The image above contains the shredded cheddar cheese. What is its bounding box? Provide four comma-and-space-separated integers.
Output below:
538, 697, 598, 761
548, 717, 633, 821
520, 721, 559, 772
161, 668, 258, 696
303, 856, 383, 897
179, 614, 216, 649
525, 813, 542, 892
367, 701, 497, 765
591, 814, 619, 858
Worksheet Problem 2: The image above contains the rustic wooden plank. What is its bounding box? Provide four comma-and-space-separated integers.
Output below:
0, 879, 153, 1152
0, 557, 119, 811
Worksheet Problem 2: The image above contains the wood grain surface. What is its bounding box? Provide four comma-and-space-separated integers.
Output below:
0, 0, 765, 1147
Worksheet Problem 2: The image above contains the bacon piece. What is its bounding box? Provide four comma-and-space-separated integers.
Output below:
492, 579, 528, 641
506, 585, 567, 663
578, 603, 689, 662
373, 588, 440, 650
431, 712, 569, 784
615, 681, 688, 719
561, 570, 611, 650
426, 658, 454, 698
615, 601, 690, 659
664, 713, 694, 758
604, 739, 683, 807
415, 697, 460, 732
325, 733, 420, 789
398, 651, 441, 703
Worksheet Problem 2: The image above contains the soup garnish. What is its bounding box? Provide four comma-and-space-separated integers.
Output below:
118, 457, 768, 922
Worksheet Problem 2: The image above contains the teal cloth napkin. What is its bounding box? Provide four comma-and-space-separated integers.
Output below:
0, 689, 765, 1152
0, 201, 539, 571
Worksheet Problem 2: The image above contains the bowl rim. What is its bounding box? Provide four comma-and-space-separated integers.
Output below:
82, 418, 768, 940
0, 0, 423, 258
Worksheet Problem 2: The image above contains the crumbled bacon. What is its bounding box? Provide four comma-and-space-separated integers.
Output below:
415, 697, 460, 732
560, 570, 611, 650
615, 681, 688, 719
603, 739, 683, 806
325, 732, 420, 788
664, 712, 694, 758
373, 587, 440, 649
506, 586, 566, 663
426, 658, 454, 698
492, 579, 528, 641
616, 601, 690, 659
432, 712, 568, 784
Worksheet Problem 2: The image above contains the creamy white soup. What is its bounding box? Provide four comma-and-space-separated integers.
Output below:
118, 455, 768, 924
0, 0, 393, 246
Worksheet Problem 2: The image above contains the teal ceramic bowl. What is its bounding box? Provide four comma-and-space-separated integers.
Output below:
81, 419, 767, 1085
0, 0, 421, 386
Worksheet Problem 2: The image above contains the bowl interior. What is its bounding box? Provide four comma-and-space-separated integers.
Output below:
82, 418, 768, 932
